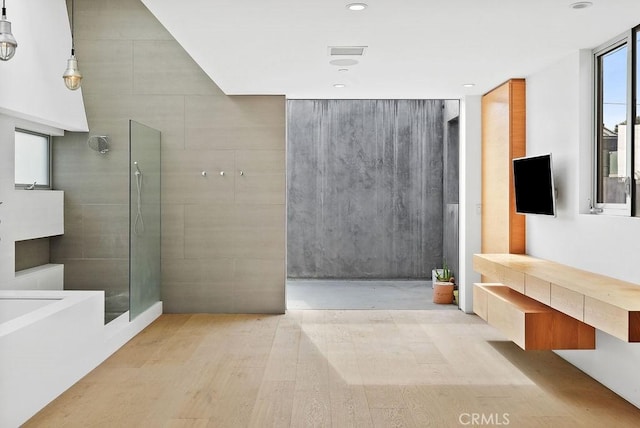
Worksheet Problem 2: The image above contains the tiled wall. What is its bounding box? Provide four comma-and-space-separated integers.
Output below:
51, 0, 285, 313
15, 238, 51, 272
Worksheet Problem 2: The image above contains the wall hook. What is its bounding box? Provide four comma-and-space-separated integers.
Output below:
220, 171, 225, 176
201, 171, 207, 177
239, 170, 244, 176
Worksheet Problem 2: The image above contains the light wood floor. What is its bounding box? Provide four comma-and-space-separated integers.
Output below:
26, 310, 640, 427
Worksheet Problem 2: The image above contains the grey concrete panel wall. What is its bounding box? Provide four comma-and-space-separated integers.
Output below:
443, 101, 460, 205
442, 100, 460, 279
443, 203, 459, 281
51, 0, 286, 314
287, 99, 444, 279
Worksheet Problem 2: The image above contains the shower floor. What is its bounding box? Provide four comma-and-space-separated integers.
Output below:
286, 279, 459, 310
105, 292, 129, 323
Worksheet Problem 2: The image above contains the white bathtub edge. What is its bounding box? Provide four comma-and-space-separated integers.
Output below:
0, 293, 162, 428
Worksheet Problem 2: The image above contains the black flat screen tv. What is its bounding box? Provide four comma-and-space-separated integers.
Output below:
512, 153, 556, 216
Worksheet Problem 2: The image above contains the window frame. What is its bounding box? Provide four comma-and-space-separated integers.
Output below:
593, 29, 636, 216
14, 128, 53, 190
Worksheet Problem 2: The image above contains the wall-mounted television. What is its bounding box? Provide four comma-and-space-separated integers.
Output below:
512, 153, 556, 216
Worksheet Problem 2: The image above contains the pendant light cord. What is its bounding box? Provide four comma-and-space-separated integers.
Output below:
2, 0, 6, 18
70, 0, 75, 55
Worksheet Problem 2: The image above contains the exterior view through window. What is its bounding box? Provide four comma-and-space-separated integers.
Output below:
594, 26, 640, 216
15, 129, 51, 189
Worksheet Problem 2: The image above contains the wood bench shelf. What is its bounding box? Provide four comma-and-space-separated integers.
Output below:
474, 253, 640, 343
473, 283, 595, 350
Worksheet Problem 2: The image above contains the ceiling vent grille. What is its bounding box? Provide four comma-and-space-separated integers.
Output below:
329, 46, 367, 56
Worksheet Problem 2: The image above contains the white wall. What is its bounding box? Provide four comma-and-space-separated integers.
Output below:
0, 117, 14, 287
0, 0, 88, 290
0, 0, 87, 132
458, 95, 482, 314
527, 50, 640, 408
14, 264, 64, 290
0, 115, 66, 291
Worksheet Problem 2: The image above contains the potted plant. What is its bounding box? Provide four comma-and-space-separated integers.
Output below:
433, 261, 455, 304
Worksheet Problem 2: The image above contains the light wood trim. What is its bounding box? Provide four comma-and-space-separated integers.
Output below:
485, 287, 533, 349
482, 82, 510, 254
503, 267, 525, 293
550, 283, 584, 321
509, 79, 526, 254
475, 253, 640, 342
474, 253, 501, 283
525, 274, 551, 305
630, 312, 640, 342
555, 314, 598, 350
473, 282, 500, 321
584, 297, 629, 341
481, 79, 526, 255
473, 256, 524, 292
474, 283, 595, 350
475, 254, 640, 310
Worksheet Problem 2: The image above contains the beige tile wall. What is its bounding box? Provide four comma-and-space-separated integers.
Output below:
52, 0, 285, 313
15, 238, 51, 272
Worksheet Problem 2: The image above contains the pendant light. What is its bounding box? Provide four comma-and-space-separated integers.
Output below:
62, 0, 82, 90
0, 0, 17, 61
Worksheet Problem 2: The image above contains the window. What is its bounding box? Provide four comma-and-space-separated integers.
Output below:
635, 30, 640, 217
594, 26, 640, 216
15, 129, 51, 189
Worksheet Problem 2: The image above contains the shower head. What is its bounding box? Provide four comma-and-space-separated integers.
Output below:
134, 161, 142, 176
88, 135, 109, 154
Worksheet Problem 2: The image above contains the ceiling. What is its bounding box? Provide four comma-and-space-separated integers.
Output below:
141, 0, 640, 99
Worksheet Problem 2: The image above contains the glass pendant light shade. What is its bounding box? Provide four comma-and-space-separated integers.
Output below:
63, 52, 82, 90
63, 0, 82, 90
0, 2, 17, 61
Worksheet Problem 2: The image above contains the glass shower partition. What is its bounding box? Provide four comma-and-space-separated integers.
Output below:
129, 120, 161, 320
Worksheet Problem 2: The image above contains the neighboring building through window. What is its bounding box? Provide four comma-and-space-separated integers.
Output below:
635, 29, 640, 217
15, 129, 51, 189
594, 26, 640, 216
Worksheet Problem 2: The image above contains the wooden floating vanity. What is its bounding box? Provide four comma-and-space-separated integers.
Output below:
473, 253, 640, 349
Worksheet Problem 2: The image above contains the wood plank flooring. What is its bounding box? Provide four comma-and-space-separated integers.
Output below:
25, 310, 640, 427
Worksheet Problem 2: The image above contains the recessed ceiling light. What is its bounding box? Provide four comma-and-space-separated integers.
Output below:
333, 83, 346, 88
346, 3, 368, 11
338, 68, 349, 72
570, 1, 593, 9
462, 83, 475, 88
330, 59, 359, 66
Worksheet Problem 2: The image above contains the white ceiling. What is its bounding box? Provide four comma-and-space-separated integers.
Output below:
141, 0, 640, 99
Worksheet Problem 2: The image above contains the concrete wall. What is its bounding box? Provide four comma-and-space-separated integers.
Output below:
287, 99, 444, 279
51, 0, 286, 314
443, 100, 460, 280
526, 49, 640, 408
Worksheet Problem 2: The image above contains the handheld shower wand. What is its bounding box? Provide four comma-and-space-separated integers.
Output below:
133, 162, 144, 235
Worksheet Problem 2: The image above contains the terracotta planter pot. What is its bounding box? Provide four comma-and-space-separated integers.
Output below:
433, 281, 454, 304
